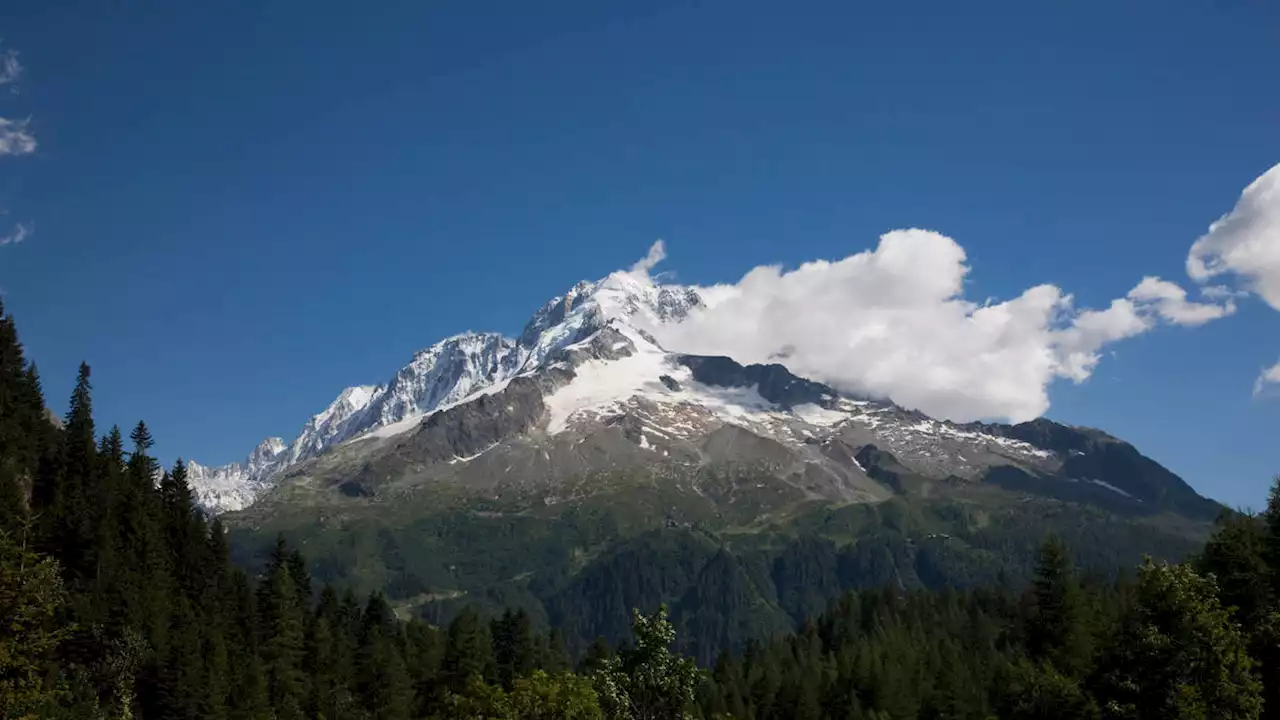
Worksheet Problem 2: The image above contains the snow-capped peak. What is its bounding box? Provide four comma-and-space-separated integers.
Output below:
248, 437, 287, 468
189, 271, 704, 514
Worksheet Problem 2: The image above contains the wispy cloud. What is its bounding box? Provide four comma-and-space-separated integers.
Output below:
0, 49, 21, 89
0, 221, 31, 246
0, 46, 34, 156
1254, 360, 1280, 397
630, 239, 667, 276
0, 117, 35, 156
0, 44, 34, 254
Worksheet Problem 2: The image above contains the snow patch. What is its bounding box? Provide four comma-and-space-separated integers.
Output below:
448, 442, 499, 464
1089, 478, 1133, 498
791, 403, 848, 427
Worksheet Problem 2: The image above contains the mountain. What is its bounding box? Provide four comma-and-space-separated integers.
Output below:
189, 271, 703, 512
208, 265, 1222, 654
196, 265, 1217, 521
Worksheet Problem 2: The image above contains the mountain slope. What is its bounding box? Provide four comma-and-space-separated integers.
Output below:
197, 263, 1220, 524
208, 263, 1221, 651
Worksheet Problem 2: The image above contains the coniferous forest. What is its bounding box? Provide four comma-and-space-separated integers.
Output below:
3, 302, 1280, 719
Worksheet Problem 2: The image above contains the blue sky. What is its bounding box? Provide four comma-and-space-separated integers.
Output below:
0, 0, 1277, 508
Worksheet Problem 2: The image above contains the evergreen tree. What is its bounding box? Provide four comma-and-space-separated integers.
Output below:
493, 607, 537, 690
354, 592, 412, 719
1026, 535, 1093, 676
55, 362, 100, 588
256, 537, 307, 718
445, 605, 495, 690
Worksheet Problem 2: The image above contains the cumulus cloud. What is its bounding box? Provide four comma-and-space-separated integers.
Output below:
641, 229, 1227, 423
0, 117, 35, 156
1187, 162, 1280, 310
1127, 276, 1236, 326
0, 221, 31, 246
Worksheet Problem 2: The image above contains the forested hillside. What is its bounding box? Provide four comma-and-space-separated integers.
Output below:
3, 301, 1279, 719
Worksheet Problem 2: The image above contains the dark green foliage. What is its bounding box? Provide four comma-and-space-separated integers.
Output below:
1026, 534, 1093, 676
444, 604, 495, 690
1095, 560, 1261, 719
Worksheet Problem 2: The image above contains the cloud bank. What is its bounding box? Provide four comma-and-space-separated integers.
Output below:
643, 231, 1228, 423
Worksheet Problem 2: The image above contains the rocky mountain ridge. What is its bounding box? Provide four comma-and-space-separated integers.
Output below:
189, 271, 703, 512
195, 266, 1219, 524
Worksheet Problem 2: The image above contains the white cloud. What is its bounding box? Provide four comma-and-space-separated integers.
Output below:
1255, 360, 1280, 397
0, 117, 35, 156
1187, 162, 1280, 310
0, 221, 31, 246
630, 239, 667, 276
1127, 276, 1236, 326
0, 49, 21, 88
1200, 285, 1248, 301
642, 229, 1221, 423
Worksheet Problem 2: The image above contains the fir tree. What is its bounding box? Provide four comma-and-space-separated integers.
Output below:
493, 607, 537, 690
444, 605, 495, 690
256, 537, 307, 717
1026, 535, 1093, 676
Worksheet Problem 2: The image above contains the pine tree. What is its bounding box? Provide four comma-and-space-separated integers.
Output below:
444, 605, 495, 691
0, 303, 42, 536
55, 363, 100, 587
355, 592, 412, 719
542, 627, 572, 674
493, 607, 537, 690
1026, 535, 1093, 677
90, 426, 127, 631
257, 537, 307, 718
121, 421, 170, 642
